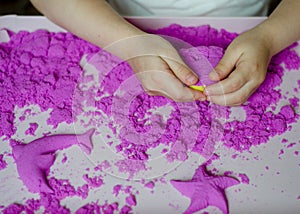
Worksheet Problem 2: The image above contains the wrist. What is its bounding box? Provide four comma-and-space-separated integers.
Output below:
250, 23, 277, 56
102, 23, 146, 46
105, 33, 165, 61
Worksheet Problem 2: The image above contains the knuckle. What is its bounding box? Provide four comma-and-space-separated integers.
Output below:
226, 43, 239, 54
230, 79, 243, 91
150, 73, 162, 85
247, 62, 260, 74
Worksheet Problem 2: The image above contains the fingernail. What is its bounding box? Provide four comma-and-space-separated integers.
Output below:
186, 74, 197, 84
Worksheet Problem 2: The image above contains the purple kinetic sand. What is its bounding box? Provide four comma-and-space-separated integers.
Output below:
1, 23, 300, 213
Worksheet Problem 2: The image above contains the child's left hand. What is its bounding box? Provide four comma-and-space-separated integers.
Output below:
205, 27, 273, 106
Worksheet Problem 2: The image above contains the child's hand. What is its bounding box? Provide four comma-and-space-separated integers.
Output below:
205, 28, 272, 106
115, 34, 206, 102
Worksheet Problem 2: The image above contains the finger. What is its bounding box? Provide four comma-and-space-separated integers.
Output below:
163, 85, 206, 102
207, 81, 257, 106
161, 56, 199, 86
209, 45, 241, 81
146, 87, 205, 102
155, 76, 205, 102
205, 62, 249, 96
128, 55, 170, 75
141, 70, 205, 102
168, 85, 206, 102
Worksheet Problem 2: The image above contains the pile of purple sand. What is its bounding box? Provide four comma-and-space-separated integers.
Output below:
82, 44, 225, 163
0, 23, 300, 213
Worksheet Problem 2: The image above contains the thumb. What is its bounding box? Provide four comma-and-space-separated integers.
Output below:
162, 56, 198, 86
210, 46, 240, 81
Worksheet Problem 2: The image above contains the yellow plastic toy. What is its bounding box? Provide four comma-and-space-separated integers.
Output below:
189, 85, 206, 92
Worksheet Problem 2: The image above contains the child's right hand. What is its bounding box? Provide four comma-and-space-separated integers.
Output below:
205, 27, 272, 106
110, 34, 206, 102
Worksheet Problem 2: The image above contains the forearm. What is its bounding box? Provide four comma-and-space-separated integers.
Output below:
30, 0, 145, 47
255, 0, 300, 55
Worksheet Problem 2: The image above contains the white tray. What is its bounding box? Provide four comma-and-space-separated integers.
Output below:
0, 15, 299, 214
